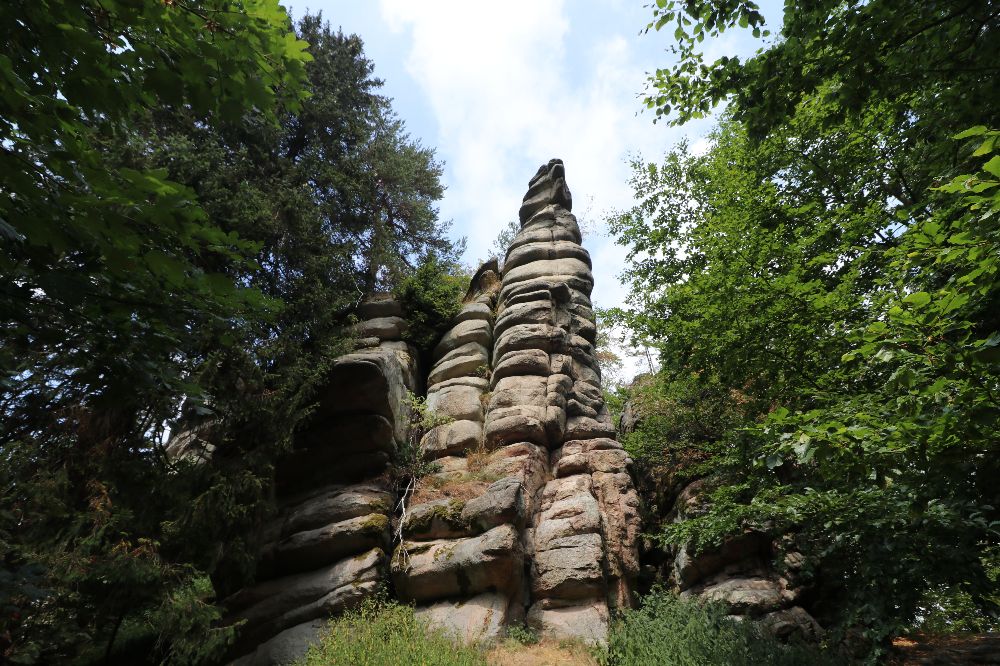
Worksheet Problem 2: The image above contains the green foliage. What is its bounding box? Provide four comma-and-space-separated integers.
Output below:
396, 254, 468, 354
614, 372, 753, 543
148, 575, 235, 665
618, 2, 1000, 649
391, 391, 446, 518
620, 373, 746, 471
594, 309, 625, 389
504, 624, 540, 646
644, 1, 998, 139
297, 592, 485, 666
287, 17, 460, 294
612, 118, 1000, 651
1, 9, 456, 664
397, 392, 448, 483
484, 219, 521, 267
918, 582, 1000, 636
406, 392, 454, 432
0, 2, 313, 651
2, 0, 311, 416
599, 590, 842, 666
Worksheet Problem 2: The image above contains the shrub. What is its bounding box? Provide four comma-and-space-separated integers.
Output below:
917, 583, 1000, 635
505, 624, 539, 646
406, 392, 453, 432
395, 254, 467, 356
599, 590, 843, 666
298, 593, 485, 666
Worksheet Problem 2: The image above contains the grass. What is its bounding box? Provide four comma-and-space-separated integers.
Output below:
296, 594, 599, 666
409, 443, 502, 506
411, 474, 488, 506
465, 443, 502, 483
298, 593, 485, 666
299, 589, 845, 666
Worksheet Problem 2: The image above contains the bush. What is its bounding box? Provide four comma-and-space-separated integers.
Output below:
599, 591, 842, 666
504, 624, 539, 646
918, 586, 1000, 635
297, 593, 485, 666
395, 254, 467, 356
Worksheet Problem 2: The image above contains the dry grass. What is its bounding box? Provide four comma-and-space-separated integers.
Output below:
466, 445, 502, 483
486, 639, 599, 666
410, 474, 488, 505
410, 443, 503, 505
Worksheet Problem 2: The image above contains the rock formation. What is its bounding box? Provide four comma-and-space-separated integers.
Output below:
225, 297, 419, 665
620, 396, 825, 643
390, 160, 641, 648
221, 160, 642, 663
486, 159, 640, 642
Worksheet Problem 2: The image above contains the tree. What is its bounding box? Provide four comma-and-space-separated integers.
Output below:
281, 16, 460, 295
1, 3, 311, 662
644, 0, 999, 138
1, 0, 311, 417
484, 219, 521, 268
609, 0, 1000, 651
0, 7, 458, 663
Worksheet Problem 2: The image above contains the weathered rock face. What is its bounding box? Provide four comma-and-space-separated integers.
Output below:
224, 298, 419, 665
225, 161, 641, 663
386, 161, 641, 647
495, 160, 639, 643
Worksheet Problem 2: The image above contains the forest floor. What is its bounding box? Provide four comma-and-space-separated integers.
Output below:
486, 639, 598, 666
889, 633, 1000, 665
472, 633, 1000, 665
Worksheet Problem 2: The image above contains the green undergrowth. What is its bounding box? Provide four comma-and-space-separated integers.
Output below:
503, 623, 539, 646
598, 591, 844, 666
297, 593, 485, 666
298, 589, 848, 666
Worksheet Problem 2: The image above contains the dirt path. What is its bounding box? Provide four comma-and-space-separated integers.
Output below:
890, 633, 1000, 665
487, 640, 599, 666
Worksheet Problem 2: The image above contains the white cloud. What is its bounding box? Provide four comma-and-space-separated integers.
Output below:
378, 0, 716, 378
380, 3, 689, 259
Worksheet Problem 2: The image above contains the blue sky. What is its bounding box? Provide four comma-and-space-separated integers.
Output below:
289, 1, 778, 374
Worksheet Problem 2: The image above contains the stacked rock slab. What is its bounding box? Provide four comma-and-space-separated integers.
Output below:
389, 161, 640, 646
671, 480, 824, 641
225, 162, 641, 661
487, 159, 641, 643
619, 403, 824, 642
226, 296, 419, 665
389, 262, 530, 643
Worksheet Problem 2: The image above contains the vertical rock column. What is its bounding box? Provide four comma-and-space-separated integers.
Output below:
484, 159, 641, 643
390, 266, 530, 643
225, 296, 419, 665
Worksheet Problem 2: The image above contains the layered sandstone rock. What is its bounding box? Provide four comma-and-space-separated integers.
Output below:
621, 397, 825, 643
389, 261, 528, 644
489, 160, 640, 643
391, 160, 640, 646
226, 297, 419, 665
226, 161, 641, 662
670, 496, 824, 642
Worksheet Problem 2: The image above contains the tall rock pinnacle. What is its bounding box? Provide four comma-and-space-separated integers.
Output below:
222, 161, 641, 663
484, 158, 640, 642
